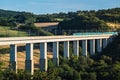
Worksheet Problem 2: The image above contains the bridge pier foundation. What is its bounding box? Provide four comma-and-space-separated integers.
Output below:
53, 42, 59, 66
64, 41, 69, 59
73, 41, 79, 57
25, 43, 34, 75
90, 39, 95, 55
82, 40, 87, 56
10, 44, 17, 73
40, 43, 47, 71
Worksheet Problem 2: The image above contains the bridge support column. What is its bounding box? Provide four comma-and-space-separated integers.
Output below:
53, 42, 59, 66
82, 40, 87, 56
40, 42, 47, 71
64, 41, 69, 59
90, 39, 95, 55
73, 41, 79, 57
108, 38, 113, 43
10, 44, 17, 73
103, 39, 108, 49
25, 43, 34, 75
97, 39, 102, 53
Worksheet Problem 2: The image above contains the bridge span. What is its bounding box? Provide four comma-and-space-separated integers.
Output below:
0, 34, 114, 75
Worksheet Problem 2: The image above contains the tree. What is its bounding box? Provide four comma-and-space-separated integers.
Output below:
58, 15, 110, 34
81, 72, 97, 80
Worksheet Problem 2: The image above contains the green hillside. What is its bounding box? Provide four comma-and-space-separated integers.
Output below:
58, 8, 120, 33
0, 8, 120, 35
58, 15, 110, 31
0, 26, 28, 37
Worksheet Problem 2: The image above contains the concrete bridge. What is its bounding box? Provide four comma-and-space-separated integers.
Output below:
0, 34, 114, 75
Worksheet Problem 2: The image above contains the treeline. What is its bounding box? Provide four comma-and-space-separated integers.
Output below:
58, 15, 110, 31
36, 8, 120, 23
0, 9, 36, 27
0, 8, 120, 25
58, 8, 120, 31
96, 8, 120, 23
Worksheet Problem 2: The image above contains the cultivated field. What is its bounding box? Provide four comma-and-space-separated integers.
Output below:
106, 22, 120, 29
34, 22, 59, 28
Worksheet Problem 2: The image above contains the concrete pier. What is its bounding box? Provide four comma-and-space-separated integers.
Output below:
82, 40, 87, 56
25, 43, 34, 75
73, 40, 79, 56
97, 39, 102, 52
64, 41, 69, 59
10, 44, 17, 73
90, 39, 95, 55
40, 42, 47, 71
103, 39, 108, 49
53, 42, 59, 66
108, 38, 113, 43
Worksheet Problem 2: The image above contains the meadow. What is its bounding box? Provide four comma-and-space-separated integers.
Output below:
0, 26, 28, 37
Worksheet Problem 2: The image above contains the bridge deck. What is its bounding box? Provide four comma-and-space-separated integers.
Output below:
0, 34, 113, 45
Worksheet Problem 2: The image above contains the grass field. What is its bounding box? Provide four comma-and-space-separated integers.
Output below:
0, 26, 28, 37
0, 45, 53, 69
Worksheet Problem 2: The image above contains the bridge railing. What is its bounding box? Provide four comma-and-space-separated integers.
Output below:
73, 32, 118, 36
50, 29, 119, 35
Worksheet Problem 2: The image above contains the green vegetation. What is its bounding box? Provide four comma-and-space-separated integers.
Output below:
0, 8, 120, 36
58, 15, 110, 31
57, 8, 120, 34
1, 8, 120, 26
0, 9, 35, 26
18, 23, 53, 36
0, 9, 53, 36
0, 26, 28, 37
96, 8, 120, 23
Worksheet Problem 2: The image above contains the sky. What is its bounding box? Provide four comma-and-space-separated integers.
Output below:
0, 0, 120, 14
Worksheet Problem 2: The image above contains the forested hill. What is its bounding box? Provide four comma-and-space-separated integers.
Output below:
0, 8, 120, 23
96, 8, 120, 22
58, 8, 120, 31
0, 8, 120, 29
0, 9, 36, 27
0, 9, 22, 18
0, 9, 36, 18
